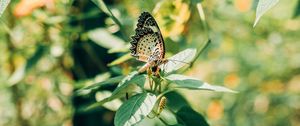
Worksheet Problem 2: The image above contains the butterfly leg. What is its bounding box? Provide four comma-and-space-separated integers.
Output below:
138, 62, 151, 73
153, 66, 161, 77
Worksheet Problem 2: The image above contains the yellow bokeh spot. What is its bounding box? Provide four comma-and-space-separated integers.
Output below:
154, 0, 191, 38
234, 0, 252, 12
207, 100, 224, 120
224, 73, 240, 89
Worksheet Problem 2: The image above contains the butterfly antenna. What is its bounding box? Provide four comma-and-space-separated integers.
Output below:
167, 59, 190, 65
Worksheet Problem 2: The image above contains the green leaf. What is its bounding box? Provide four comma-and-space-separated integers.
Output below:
75, 75, 125, 95
91, 0, 111, 16
161, 48, 197, 74
112, 71, 145, 95
95, 91, 122, 111
253, 0, 279, 27
158, 109, 179, 125
87, 28, 126, 49
114, 93, 157, 126
108, 53, 131, 66
166, 74, 237, 93
108, 44, 130, 53
176, 106, 209, 126
164, 91, 189, 111
0, 0, 10, 17
8, 45, 46, 85
85, 71, 146, 110
196, 2, 209, 36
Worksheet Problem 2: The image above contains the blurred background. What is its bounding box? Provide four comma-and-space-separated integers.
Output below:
0, 0, 300, 126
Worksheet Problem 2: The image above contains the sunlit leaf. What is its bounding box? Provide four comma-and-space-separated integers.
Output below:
8, 45, 46, 86
108, 43, 130, 53
114, 93, 157, 126
196, 2, 206, 25
75, 75, 124, 95
176, 106, 209, 126
87, 28, 126, 49
95, 91, 122, 111
108, 53, 131, 66
85, 71, 146, 110
91, 0, 111, 16
0, 0, 10, 17
166, 74, 237, 93
253, 0, 279, 27
161, 48, 197, 74
157, 109, 178, 125
112, 71, 145, 95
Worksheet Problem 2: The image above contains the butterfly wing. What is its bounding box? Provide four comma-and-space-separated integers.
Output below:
130, 12, 165, 63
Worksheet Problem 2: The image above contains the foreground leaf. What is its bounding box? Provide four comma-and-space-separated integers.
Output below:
161, 48, 197, 74
108, 44, 130, 53
176, 106, 209, 126
95, 91, 122, 111
114, 93, 157, 126
75, 75, 125, 95
87, 28, 126, 49
157, 109, 178, 125
111, 71, 145, 96
253, 0, 279, 27
166, 74, 237, 93
0, 0, 10, 17
85, 71, 146, 110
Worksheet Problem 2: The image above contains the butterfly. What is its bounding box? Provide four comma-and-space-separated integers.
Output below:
130, 12, 168, 74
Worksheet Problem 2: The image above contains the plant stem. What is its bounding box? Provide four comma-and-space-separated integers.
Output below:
190, 39, 211, 68
157, 88, 176, 100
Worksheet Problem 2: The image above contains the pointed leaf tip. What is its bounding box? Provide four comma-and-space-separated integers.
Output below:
253, 0, 279, 27
166, 74, 237, 93
0, 0, 10, 17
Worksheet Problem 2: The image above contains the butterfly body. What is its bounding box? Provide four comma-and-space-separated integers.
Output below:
130, 12, 167, 74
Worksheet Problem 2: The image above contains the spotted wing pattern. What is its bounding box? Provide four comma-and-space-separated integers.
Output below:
130, 12, 165, 63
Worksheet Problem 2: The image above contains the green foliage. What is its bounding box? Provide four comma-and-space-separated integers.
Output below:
0, 0, 299, 126
165, 74, 237, 93
82, 48, 236, 126
253, 0, 280, 27
87, 28, 126, 50
114, 93, 157, 126
161, 48, 197, 74
176, 106, 209, 126
76, 75, 125, 95
85, 72, 146, 110
0, 0, 10, 17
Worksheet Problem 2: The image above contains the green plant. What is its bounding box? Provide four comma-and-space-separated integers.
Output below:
73, 1, 238, 125
77, 43, 236, 126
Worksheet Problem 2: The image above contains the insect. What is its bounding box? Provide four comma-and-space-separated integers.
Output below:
130, 12, 168, 75
157, 96, 167, 115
